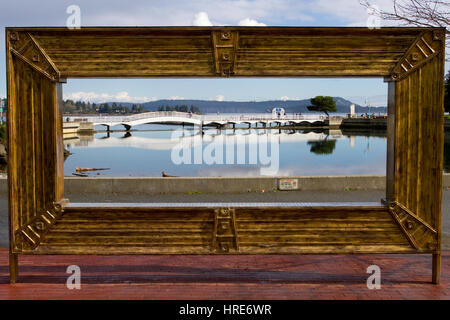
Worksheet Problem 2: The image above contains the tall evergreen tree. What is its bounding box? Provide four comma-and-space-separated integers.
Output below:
307, 96, 337, 117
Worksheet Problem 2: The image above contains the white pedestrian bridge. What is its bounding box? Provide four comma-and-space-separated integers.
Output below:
65, 111, 330, 131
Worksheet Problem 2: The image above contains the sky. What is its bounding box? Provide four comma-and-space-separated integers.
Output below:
0, 0, 448, 107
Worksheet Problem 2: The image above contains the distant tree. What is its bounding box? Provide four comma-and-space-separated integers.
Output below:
131, 104, 143, 113
63, 100, 77, 114
155, 104, 200, 113
0, 123, 7, 143
179, 105, 188, 112
98, 103, 111, 114
445, 70, 450, 113
190, 105, 201, 114
307, 96, 337, 117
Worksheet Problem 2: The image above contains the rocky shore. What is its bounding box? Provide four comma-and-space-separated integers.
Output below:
0, 141, 6, 173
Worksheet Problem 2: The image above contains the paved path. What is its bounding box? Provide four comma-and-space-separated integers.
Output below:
0, 248, 449, 299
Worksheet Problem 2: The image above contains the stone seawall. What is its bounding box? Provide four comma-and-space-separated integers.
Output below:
1, 174, 449, 195
340, 118, 387, 129
340, 117, 449, 130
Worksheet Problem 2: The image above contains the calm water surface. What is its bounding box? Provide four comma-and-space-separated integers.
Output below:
64, 123, 389, 177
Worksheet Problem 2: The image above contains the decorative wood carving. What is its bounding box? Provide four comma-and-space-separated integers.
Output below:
13, 200, 67, 251
212, 208, 239, 252
389, 30, 444, 81
8, 31, 60, 81
388, 201, 438, 251
212, 30, 239, 77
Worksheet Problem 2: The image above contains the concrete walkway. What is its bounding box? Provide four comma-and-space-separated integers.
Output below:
1, 190, 449, 249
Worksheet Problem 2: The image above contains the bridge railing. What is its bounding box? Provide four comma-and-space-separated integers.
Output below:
201, 114, 330, 122
65, 111, 338, 123
65, 111, 203, 123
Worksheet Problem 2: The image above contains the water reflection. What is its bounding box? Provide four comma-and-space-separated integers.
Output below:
307, 139, 337, 155
64, 124, 387, 177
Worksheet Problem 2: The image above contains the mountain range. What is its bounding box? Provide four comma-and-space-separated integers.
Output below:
108, 97, 387, 114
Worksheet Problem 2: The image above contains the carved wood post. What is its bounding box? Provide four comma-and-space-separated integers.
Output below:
385, 80, 396, 203
389, 30, 445, 283
6, 29, 63, 282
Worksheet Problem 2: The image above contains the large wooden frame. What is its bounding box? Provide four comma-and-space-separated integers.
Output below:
6, 27, 446, 284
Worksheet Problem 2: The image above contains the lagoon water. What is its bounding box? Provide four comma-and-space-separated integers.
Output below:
64, 123, 389, 177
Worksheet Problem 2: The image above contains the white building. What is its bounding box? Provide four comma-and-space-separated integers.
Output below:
272, 107, 285, 117
349, 104, 356, 118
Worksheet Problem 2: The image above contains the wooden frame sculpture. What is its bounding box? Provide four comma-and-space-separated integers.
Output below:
6, 27, 446, 284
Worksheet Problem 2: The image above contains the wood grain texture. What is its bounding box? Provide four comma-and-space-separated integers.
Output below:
390, 30, 445, 81
388, 201, 438, 251
4, 27, 441, 78
7, 31, 59, 81
6, 29, 65, 254
394, 53, 444, 232
391, 36, 445, 283
18, 205, 416, 255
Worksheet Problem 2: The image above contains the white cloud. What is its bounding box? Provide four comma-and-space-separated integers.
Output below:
4, 0, 448, 98
238, 18, 266, 26
192, 12, 213, 26
280, 96, 300, 101
308, 0, 394, 26
168, 96, 185, 100
75, 1, 313, 28
64, 91, 155, 103
215, 94, 225, 101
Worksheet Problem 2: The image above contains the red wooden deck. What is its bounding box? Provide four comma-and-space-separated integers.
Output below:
0, 248, 449, 299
